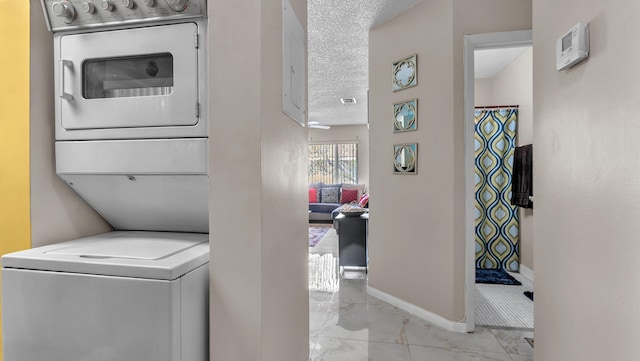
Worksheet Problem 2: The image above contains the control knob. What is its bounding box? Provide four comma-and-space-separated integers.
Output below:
101, 0, 114, 11
166, 0, 188, 12
142, 0, 155, 6
122, 0, 135, 9
51, 1, 76, 23
82, 2, 96, 13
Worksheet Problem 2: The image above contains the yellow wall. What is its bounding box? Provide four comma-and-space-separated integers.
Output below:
0, 0, 32, 358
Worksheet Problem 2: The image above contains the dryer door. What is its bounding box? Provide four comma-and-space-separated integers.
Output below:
57, 23, 199, 130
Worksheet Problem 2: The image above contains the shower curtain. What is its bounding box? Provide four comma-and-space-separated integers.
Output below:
474, 108, 519, 271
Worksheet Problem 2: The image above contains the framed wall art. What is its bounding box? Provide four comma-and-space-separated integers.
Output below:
392, 54, 417, 92
393, 98, 417, 132
393, 143, 418, 175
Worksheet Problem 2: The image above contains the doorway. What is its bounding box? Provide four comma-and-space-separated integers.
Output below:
463, 30, 533, 332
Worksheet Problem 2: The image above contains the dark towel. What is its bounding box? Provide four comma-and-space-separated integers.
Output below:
476, 268, 522, 285
511, 144, 533, 208
524, 291, 534, 301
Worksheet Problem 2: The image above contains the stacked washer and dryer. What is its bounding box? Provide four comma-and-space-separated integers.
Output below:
2, 1, 210, 360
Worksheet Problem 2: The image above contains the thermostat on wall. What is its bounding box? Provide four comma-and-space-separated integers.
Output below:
556, 22, 589, 71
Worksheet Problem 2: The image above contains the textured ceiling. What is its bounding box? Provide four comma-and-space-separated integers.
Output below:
307, 0, 423, 126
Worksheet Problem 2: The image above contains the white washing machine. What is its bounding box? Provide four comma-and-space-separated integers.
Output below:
1, 231, 209, 361
0, 2, 211, 360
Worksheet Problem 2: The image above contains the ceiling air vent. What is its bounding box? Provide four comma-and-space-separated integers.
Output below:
340, 98, 357, 105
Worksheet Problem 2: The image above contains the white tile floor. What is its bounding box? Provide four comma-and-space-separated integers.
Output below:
475, 272, 534, 329
309, 227, 534, 361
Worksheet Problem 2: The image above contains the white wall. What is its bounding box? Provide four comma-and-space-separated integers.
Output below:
533, 1, 640, 360
208, 1, 309, 360
309, 125, 370, 186
369, 0, 532, 322
492, 48, 533, 145
475, 48, 534, 271
474, 78, 493, 105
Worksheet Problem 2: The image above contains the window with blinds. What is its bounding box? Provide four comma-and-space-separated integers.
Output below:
308, 143, 358, 184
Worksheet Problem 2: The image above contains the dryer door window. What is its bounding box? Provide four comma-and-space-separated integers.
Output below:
83, 53, 174, 99
58, 23, 199, 130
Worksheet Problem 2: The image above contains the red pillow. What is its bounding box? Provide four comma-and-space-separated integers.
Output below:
341, 189, 358, 203
309, 188, 318, 203
358, 194, 369, 207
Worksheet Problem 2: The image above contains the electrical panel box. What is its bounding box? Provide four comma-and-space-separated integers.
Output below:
282, 0, 306, 126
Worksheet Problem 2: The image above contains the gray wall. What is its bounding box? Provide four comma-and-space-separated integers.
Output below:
208, 1, 309, 360
533, 1, 640, 359
369, 0, 532, 322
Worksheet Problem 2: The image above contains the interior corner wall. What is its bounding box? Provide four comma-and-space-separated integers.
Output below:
475, 48, 534, 271
492, 48, 533, 146
533, 1, 640, 360
309, 125, 370, 186
209, 1, 309, 360
369, 0, 531, 323
29, 0, 112, 248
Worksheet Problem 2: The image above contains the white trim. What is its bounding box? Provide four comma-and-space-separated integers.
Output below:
463, 35, 476, 334
519, 264, 534, 282
367, 285, 468, 333
463, 30, 533, 333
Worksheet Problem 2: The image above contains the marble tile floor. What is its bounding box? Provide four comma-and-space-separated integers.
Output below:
309, 228, 534, 361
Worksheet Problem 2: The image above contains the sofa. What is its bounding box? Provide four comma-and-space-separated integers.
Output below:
308, 182, 368, 222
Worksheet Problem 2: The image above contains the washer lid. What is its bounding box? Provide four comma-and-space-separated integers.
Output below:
1, 231, 209, 280
47, 236, 197, 260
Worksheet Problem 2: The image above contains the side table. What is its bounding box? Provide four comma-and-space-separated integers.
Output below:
334, 213, 368, 270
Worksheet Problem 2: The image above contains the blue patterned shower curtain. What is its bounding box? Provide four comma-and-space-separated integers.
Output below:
474, 108, 520, 271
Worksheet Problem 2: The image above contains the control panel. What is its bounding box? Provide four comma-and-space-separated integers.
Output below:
41, 0, 206, 32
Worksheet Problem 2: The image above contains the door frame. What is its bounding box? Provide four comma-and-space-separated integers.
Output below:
463, 29, 532, 332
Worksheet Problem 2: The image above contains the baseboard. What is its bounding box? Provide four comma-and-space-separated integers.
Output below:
519, 264, 534, 282
367, 285, 468, 333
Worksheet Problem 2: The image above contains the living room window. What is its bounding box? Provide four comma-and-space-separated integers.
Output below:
309, 142, 358, 184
